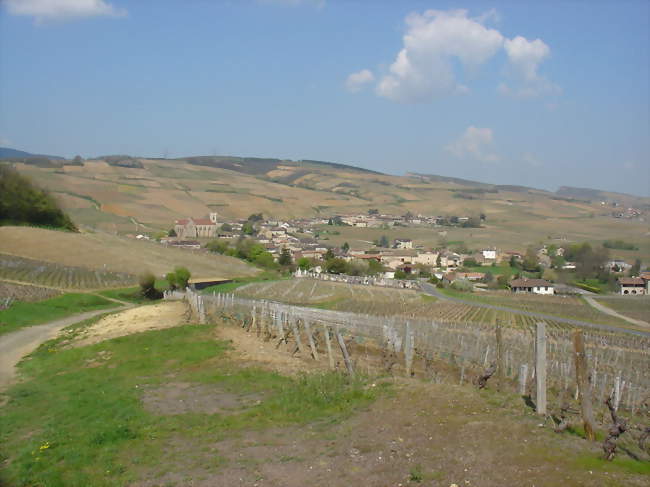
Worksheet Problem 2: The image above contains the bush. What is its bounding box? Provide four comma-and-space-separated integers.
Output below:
174, 267, 191, 289
451, 279, 473, 292
139, 272, 162, 300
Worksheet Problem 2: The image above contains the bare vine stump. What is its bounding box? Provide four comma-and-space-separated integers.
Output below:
603, 395, 627, 461
477, 363, 497, 389
336, 330, 355, 377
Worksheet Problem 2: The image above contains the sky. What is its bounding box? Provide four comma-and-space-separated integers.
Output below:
0, 0, 648, 196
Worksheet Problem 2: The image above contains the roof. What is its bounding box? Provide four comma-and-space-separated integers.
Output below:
193, 218, 216, 225
510, 278, 553, 288
618, 277, 645, 285
640, 272, 650, 280
175, 219, 189, 225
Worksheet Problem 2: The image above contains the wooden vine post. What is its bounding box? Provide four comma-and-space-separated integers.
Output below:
496, 321, 505, 392
535, 322, 547, 415
335, 329, 355, 377
323, 324, 335, 369
573, 329, 597, 441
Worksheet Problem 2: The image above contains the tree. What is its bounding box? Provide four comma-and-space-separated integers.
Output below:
325, 257, 348, 274
394, 269, 407, 279
483, 271, 494, 283
342, 242, 350, 253
480, 213, 487, 221
220, 222, 233, 232
497, 275, 509, 289
72, 155, 84, 164
278, 248, 292, 266
168, 228, 177, 237
463, 257, 479, 268
205, 239, 228, 254
522, 247, 539, 272
165, 271, 177, 290
324, 248, 335, 260
247, 213, 263, 222
436, 254, 442, 268
629, 259, 641, 277
367, 259, 384, 276
368, 208, 379, 215
297, 257, 312, 271
242, 221, 255, 235
174, 266, 191, 289
379, 235, 389, 248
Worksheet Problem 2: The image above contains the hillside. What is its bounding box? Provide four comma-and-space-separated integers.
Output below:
0, 226, 258, 282
0, 165, 77, 231
0, 147, 64, 160
6, 155, 650, 260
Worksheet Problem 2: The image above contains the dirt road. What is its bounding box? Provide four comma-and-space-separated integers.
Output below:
584, 296, 650, 328
0, 305, 128, 392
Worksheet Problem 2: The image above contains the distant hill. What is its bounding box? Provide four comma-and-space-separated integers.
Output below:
0, 147, 64, 160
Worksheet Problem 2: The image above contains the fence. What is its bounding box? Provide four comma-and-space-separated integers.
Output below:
294, 269, 420, 289
175, 289, 650, 413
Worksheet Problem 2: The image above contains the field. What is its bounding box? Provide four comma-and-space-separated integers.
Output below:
0, 253, 135, 290
0, 281, 61, 302
236, 279, 635, 331
0, 293, 118, 336
11, 158, 650, 262
0, 226, 258, 283
1, 308, 647, 486
595, 297, 650, 323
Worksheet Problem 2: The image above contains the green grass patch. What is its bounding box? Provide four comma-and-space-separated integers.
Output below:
573, 454, 650, 476
0, 324, 383, 486
200, 272, 285, 295
0, 293, 117, 336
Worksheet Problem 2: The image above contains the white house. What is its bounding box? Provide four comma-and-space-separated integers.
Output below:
394, 238, 413, 249
510, 278, 554, 295
481, 249, 497, 260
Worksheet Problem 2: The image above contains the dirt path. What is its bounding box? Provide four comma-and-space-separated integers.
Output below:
0, 307, 129, 391
584, 296, 650, 328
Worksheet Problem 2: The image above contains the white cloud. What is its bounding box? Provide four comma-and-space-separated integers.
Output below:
446, 126, 499, 162
500, 36, 560, 97
3, 0, 126, 23
375, 10, 504, 103
345, 69, 375, 93
347, 8, 558, 103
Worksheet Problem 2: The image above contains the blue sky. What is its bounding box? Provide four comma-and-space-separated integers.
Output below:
1, 0, 648, 196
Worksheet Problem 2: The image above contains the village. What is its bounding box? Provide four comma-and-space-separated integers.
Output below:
161, 211, 650, 296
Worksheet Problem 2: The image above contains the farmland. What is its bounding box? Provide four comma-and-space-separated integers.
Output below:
11, 158, 650, 262
0, 253, 135, 290
0, 281, 61, 302
0, 226, 258, 282
595, 297, 650, 323
236, 279, 637, 331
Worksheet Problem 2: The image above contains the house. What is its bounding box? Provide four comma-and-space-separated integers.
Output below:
481, 249, 497, 260
509, 278, 554, 295
607, 260, 632, 272
413, 251, 438, 266
174, 213, 219, 238
618, 277, 647, 295
381, 250, 418, 270
438, 251, 462, 268
394, 238, 413, 249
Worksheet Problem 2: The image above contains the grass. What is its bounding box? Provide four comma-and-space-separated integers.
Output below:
595, 297, 650, 323
0, 323, 383, 487
0, 293, 118, 336
200, 271, 286, 295
97, 279, 169, 304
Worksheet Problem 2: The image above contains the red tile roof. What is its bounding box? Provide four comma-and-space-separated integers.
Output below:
618, 277, 645, 285
510, 278, 552, 288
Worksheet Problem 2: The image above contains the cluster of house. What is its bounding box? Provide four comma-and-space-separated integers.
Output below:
167, 213, 646, 296
618, 272, 650, 295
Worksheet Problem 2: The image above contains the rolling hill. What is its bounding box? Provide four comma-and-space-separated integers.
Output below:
4, 154, 650, 261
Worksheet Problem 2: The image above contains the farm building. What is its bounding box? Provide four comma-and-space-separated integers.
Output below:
174, 213, 219, 238
393, 238, 413, 249
618, 277, 647, 295
509, 278, 554, 295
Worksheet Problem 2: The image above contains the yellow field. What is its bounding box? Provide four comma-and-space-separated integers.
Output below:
0, 227, 258, 281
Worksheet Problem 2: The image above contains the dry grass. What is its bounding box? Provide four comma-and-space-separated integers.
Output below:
595, 297, 650, 323
0, 227, 258, 282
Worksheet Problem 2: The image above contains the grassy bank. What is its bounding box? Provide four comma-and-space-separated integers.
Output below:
0, 322, 381, 486
97, 279, 169, 304
200, 271, 287, 294
0, 293, 118, 336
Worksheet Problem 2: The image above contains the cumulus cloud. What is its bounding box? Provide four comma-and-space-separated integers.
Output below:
446, 126, 499, 162
348, 8, 557, 103
345, 69, 375, 93
375, 9, 504, 103
499, 36, 560, 97
3, 0, 126, 23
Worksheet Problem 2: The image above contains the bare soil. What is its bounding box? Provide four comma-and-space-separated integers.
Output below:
72, 301, 187, 347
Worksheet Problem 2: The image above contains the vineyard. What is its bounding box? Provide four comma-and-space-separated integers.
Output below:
595, 297, 650, 323
0, 253, 136, 290
439, 289, 634, 328
0, 281, 61, 302
235, 279, 631, 332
